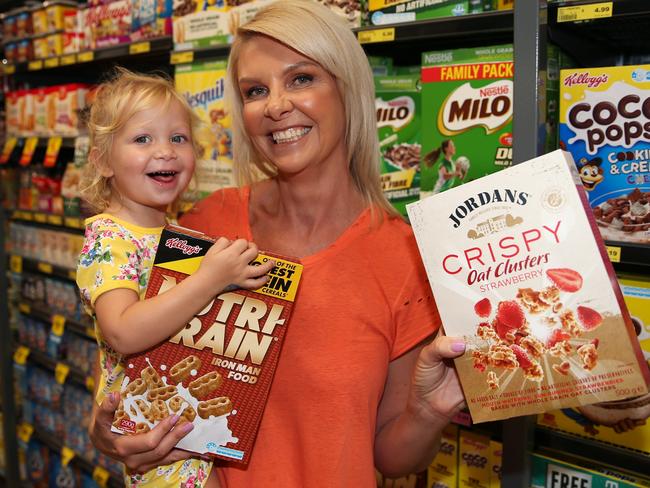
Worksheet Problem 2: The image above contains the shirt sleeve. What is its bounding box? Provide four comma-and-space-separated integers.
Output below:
76, 221, 143, 310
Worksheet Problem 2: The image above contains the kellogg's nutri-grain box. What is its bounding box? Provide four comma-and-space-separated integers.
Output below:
365, 0, 468, 25
111, 224, 302, 463
375, 74, 421, 216
559, 65, 650, 244
407, 150, 649, 423
420, 44, 513, 199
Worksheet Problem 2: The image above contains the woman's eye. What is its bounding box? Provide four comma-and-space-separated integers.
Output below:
171, 134, 188, 143
293, 74, 313, 86
134, 135, 151, 144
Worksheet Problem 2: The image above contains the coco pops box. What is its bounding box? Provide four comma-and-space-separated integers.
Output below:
420, 44, 513, 199
407, 149, 649, 423
111, 224, 303, 463
559, 65, 650, 244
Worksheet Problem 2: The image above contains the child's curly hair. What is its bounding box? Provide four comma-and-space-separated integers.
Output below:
80, 67, 202, 213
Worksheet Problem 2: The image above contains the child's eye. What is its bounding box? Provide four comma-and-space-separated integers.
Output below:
292, 74, 313, 86
134, 135, 151, 144
244, 86, 267, 99
171, 134, 188, 144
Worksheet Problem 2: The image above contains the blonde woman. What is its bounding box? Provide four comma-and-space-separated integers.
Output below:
88, 3, 466, 486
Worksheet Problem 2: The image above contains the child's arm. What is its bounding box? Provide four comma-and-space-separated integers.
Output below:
94, 238, 274, 355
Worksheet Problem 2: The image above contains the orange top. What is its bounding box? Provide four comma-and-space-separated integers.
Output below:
180, 187, 441, 487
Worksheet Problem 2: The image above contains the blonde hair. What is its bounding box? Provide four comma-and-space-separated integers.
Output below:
226, 0, 397, 217
81, 67, 201, 213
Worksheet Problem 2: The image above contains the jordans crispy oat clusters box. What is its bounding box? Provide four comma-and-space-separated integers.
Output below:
407, 149, 649, 423
111, 224, 303, 464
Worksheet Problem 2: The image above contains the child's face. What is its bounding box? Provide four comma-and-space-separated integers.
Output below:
106, 99, 195, 214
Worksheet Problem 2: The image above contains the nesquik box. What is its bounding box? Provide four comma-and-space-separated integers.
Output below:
407, 149, 649, 423
111, 224, 303, 464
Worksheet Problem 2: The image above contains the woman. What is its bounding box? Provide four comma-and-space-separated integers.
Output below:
87, 1, 466, 485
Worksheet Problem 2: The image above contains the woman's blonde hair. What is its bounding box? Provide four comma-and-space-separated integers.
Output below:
226, 0, 397, 217
80, 67, 201, 213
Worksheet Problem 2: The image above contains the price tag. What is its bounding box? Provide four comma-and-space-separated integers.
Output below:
19, 137, 39, 166
44, 57, 60, 68
61, 54, 76, 65
557, 2, 613, 22
52, 315, 66, 336
606, 245, 621, 263
17, 423, 34, 443
129, 41, 151, 55
55, 362, 70, 384
93, 466, 110, 488
34, 212, 47, 223
44, 137, 62, 167
61, 446, 75, 467
68, 269, 77, 280
28, 60, 44, 71
85, 375, 95, 393
10, 254, 23, 273
64, 216, 83, 229
0, 137, 18, 164
77, 51, 94, 63
18, 302, 31, 314
357, 28, 395, 44
4, 64, 16, 75
38, 262, 53, 274
47, 214, 63, 226
170, 51, 194, 65
13, 346, 30, 365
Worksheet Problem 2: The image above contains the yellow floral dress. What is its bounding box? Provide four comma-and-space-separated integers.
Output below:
76, 214, 213, 487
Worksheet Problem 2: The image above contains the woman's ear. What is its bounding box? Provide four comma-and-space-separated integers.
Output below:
89, 147, 113, 178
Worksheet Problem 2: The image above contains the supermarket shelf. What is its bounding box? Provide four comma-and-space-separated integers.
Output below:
16, 299, 94, 341
32, 428, 123, 488
8, 255, 77, 282
8, 209, 85, 232
536, 426, 650, 475
24, 347, 91, 389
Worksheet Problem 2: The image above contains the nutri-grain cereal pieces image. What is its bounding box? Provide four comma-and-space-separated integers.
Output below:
407, 150, 649, 423
111, 224, 303, 464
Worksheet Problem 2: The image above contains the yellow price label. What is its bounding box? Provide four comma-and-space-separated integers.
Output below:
93, 466, 110, 487
47, 214, 63, 226
17, 423, 34, 443
64, 216, 83, 229
52, 315, 66, 336
44, 57, 60, 68
558, 2, 613, 22
606, 245, 621, 263
129, 41, 151, 54
38, 262, 53, 274
55, 362, 70, 384
20, 137, 39, 166
18, 302, 31, 314
61, 446, 76, 467
44, 136, 63, 167
170, 51, 194, 65
0, 137, 18, 164
4, 64, 16, 75
34, 212, 47, 223
13, 346, 30, 365
77, 51, 94, 63
10, 254, 23, 273
85, 375, 95, 393
357, 28, 395, 44
28, 60, 44, 71
61, 54, 76, 65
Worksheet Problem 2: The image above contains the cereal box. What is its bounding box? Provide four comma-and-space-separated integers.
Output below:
420, 44, 513, 199
407, 149, 649, 423
559, 65, 650, 244
365, 0, 468, 26
175, 60, 233, 206
538, 273, 650, 455
375, 74, 421, 216
427, 424, 459, 488
111, 224, 303, 463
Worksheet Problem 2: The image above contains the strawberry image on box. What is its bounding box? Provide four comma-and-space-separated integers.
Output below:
407, 150, 649, 423
111, 224, 302, 463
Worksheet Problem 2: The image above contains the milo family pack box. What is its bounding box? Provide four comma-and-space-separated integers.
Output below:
111, 225, 303, 463
176, 60, 233, 208
375, 74, 421, 216
559, 65, 650, 244
365, 0, 468, 26
407, 150, 649, 423
420, 44, 513, 199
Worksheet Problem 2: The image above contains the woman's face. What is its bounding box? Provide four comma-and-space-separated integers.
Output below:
237, 35, 347, 177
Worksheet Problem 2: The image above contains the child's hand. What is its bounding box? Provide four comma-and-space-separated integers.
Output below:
200, 237, 275, 293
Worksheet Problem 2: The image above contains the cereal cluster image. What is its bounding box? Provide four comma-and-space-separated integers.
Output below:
113, 355, 233, 436
469, 267, 605, 390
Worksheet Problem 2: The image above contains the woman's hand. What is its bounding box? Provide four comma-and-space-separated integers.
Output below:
409, 334, 466, 422
89, 392, 194, 473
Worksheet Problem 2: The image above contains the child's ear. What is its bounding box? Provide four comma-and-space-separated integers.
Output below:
89, 147, 114, 178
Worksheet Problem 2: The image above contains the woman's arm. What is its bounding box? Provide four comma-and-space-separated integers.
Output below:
374, 334, 466, 478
